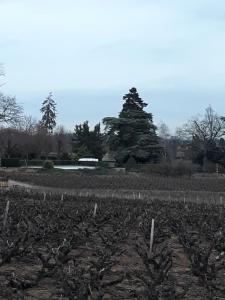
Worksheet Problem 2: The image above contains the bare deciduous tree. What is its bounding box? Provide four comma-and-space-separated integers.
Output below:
17, 115, 38, 134
176, 106, 225, 143
157, 122, 171, 160
54, 125, 68, 158
0, 93, 23, 126
158, 122, 170, 140
0, 127, 20, 158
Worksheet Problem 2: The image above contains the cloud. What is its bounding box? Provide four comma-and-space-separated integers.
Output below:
0, 0, 225, 130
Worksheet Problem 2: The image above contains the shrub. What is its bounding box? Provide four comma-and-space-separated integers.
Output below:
125, 156, 137, 170
171, 161, 194, 177
137, 161, 195, 177
43, 160, 54, 170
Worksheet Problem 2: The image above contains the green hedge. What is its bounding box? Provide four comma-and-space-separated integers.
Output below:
78, 161, 99, 167
20, 160, 78, 166
1, 158, 21, 168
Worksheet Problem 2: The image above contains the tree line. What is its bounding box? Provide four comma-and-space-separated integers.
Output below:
1, 66, 225, 169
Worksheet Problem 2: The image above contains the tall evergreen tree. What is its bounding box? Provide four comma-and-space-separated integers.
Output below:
103, 87, 161, 164
72, 121, 104, 160
40, 92, 57, 133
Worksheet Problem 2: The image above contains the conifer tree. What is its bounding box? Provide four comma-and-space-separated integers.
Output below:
72, 121, 104, 160
40, 92, 57, 133
103, 87, 161, 164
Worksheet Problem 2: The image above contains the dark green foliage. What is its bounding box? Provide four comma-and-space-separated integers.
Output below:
191, 136, 205, 166
1, 158, 20, 167
72, 121, 104, 160
191, 136, 225, 167
103, 87, 161, 164
40, 92, 57, 133
206, 141, 224, 164
217, 139, 225, 166
21, 159, 43, 166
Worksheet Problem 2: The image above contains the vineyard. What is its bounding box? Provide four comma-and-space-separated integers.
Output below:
0, 188, 225, 299
6, 171, 225, 192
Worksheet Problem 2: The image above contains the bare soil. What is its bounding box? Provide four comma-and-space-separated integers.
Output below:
0, 188, 225, 299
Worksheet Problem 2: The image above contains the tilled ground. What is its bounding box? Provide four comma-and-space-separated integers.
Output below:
0, 189, 225, 299
5, 170, 225, 192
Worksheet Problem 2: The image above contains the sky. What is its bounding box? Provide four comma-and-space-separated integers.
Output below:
1, 0, 225, 133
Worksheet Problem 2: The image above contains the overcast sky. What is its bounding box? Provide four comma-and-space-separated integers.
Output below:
1, 0, 225, 132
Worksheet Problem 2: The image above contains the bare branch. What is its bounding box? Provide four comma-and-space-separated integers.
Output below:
0, 93, 23, 126
177, 106, 225, 143
16, 115, 38, 133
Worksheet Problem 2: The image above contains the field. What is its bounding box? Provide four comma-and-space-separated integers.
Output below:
6, 170, 225, 205
6, 171, 225, 193
0, 186, 225, 300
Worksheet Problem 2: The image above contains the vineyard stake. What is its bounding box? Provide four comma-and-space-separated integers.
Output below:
219, 196, 223, 219
216, 163, 219, 177
3, 200, 10, 230
197, 195, 199, 204
149, 218, 155, 259
43, 192, 46, 201
93, 203, 98, 218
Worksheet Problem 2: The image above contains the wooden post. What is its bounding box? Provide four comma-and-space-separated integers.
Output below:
219, 196, 223, 219
149, 219, 155, 259
93, 203, 98, 218
3, 200, 10, 230
216, 163, 219, 177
